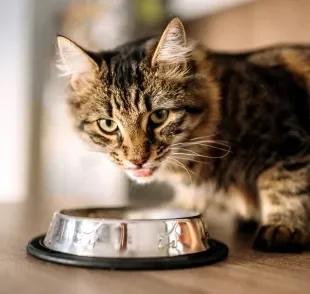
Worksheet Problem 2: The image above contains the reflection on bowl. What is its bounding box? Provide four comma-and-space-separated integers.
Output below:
43, 207, 210, 258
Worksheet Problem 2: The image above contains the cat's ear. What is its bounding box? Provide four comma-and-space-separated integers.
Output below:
56, 36, 99, 89
151, 18, 191, 69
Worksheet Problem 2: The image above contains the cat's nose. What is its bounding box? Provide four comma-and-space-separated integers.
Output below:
129, 158, 148, 167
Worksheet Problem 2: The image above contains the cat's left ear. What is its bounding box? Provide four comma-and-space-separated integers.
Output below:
151, 18, 192, 69
56, 36, 99, 89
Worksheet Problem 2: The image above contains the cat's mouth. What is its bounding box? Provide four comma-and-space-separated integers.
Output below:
131, 168, 153, 178
125, 167, 159, 183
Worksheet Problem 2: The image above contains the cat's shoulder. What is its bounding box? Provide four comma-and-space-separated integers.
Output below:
245, 44, 310, 89
244, 44, 310, 68
210, 44, 310, 87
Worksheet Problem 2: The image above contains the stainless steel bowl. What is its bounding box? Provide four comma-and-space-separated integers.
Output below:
43, 207, 210, 258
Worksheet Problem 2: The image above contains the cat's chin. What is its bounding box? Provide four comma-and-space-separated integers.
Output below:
131, 176, 154, 184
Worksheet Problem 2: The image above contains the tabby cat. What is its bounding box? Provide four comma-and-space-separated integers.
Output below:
57, 18, 310, 252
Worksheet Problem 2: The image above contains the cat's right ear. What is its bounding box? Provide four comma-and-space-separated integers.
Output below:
56, 36, 99, 89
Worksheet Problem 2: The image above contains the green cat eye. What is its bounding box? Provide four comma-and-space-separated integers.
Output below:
150, 109, 169, 125
97, 119, 118, 133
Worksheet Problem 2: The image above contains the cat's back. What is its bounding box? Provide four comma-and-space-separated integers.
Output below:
209, 44, 310, 96
205, 44, 310, 173
206, 45, 310, 192
208, 44, 310, 135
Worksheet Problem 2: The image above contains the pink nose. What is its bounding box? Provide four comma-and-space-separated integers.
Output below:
130, 158, 148, 166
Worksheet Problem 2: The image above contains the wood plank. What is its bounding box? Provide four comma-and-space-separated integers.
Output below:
0, 200, 309, 294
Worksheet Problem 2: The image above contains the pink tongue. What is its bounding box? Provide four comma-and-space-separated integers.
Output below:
133, 168, 153, 177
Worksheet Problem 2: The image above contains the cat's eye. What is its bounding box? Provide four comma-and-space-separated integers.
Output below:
150, 109, 169, 125
97, 119, 118, 133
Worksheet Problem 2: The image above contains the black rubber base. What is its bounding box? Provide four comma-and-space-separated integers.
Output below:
27, 235, 228, 270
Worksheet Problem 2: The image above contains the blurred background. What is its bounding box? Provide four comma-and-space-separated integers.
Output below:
1, 0, 310, 208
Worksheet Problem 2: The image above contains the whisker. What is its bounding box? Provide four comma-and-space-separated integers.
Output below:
163, 164, 169, 174
164, 161, 177, 177
167, 161, 199, 179
166, 158, 186, 174
189, 133, 219, 141
172, 144, 230, 153
170, 155, 210, 166
168, 157, 202, 178
170, 139, 229, 148
197, 143, 231, 153
170, 141, 231, 158
166, 157, 192, 183
172, 149, 229, 159
184, 140, 230, 147
171, 144, 230, 153
172, 151, 210, 158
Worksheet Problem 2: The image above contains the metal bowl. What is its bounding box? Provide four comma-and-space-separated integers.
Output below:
43, 207, 210, 258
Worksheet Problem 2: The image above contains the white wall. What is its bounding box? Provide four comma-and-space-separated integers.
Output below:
0, 0, 129, 206
0, 1, 33, 201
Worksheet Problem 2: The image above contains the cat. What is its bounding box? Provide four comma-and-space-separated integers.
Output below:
56, 17, 310, 252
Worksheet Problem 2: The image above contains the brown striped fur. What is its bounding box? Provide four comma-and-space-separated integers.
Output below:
57, 18, 310, 252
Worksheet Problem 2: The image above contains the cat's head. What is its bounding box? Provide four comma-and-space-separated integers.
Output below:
57, 18, 219, 183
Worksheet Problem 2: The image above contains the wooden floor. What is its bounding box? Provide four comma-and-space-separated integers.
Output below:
0, 198, 309, 294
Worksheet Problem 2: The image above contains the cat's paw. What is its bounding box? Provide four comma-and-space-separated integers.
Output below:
253, 224, 307, 252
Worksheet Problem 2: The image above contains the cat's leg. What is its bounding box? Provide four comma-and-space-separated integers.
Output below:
254, 160, 310, 252
171, 182, 218, 213
170, 182, 236, 232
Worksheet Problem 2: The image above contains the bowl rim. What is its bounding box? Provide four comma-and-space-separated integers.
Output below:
57, 206, 202, 222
